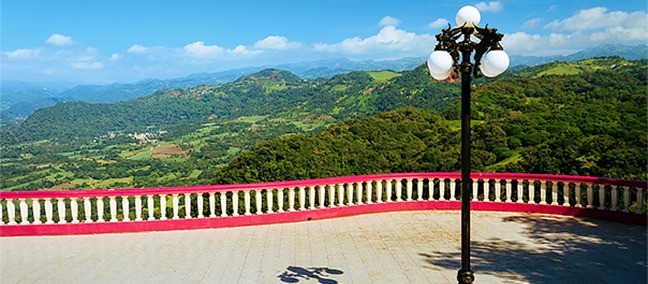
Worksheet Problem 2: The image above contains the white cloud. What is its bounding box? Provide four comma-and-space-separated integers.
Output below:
254, 35, 299, 50
475, 1, 503, 12
501, 32, 546, 55
71, 62, 103, 69
545, 7, 647, 33
4, 48, 41, 59
184, 41, 225, 59
314, 25, 434, 58
231, 45, 262, 57
111, 53, 122, 61
379, 16, 400, 27
428, 18, 450, 29
46, 34, 74, 46
500, 7, 648, 57
127, 44, 150, 54
520, 18, 543, 30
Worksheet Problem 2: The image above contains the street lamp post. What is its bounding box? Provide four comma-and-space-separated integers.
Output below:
427, 6, 509, 284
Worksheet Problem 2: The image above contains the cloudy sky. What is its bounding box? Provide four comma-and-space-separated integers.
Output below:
2, 0, 646, 83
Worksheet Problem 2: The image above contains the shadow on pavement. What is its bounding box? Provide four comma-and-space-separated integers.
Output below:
419, 214, 647, 283
278, 266, 344, 284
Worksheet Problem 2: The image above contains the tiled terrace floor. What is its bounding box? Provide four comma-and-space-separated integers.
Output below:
1, 210, 646, 283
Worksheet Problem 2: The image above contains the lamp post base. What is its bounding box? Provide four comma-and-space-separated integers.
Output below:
457, 269, 475, 284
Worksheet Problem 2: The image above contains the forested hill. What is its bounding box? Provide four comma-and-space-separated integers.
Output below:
214, 58, 647, 183
0, 66, 459, 145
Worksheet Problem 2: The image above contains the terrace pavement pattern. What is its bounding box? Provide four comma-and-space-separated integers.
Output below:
1, 210, 646, 283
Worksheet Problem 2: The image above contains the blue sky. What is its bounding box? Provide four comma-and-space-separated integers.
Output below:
2, 0, 646, 83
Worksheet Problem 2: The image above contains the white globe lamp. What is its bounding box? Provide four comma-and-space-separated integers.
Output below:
456, 6, 481, 27
427, 50, 454, 80
479, 50, 509, 77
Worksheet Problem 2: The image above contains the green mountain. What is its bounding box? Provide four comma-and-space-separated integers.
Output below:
0, 65, 460, 145
215, 58, 648, 183
0, 57, 645, 191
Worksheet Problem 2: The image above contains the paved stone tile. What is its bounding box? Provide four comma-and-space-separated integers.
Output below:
1, 211, 646, 284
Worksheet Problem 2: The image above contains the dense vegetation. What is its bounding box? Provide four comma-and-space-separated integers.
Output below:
0, 57, 645, 191
215, 58, 648, 183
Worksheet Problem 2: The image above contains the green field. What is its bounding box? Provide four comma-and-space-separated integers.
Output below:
368, 70, 401, 82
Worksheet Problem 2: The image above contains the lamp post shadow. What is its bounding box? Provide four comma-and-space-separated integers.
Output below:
278, 266, 344, 284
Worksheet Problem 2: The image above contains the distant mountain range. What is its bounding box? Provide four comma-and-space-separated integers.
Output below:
2, 44, 646, 123
510, 44, 648, 66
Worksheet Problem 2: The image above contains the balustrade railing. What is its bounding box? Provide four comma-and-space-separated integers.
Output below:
1, 173, 645, 236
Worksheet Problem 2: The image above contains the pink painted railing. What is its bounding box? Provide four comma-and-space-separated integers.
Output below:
1, 173, 645, 236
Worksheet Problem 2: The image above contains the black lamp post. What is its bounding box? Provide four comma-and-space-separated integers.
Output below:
427, 5, 509, 284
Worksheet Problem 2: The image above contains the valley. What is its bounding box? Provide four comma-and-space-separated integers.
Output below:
0, 57, 646, 191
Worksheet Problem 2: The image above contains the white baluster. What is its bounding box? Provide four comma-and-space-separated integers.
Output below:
220, 192, 228, 217
44, 199, 54, 224
376, 180, 383, 203
299, 187, 306, 210
356, 182, 363, 205
636, 189, 644, 214
160, 195, 168, 220
551, 182, 558, 205
483, 180, 490, 202
328, 185, 336, 208
33, 198, 43, 224
96, 197, 105, 222
58, 199, 67, 224
494, 180, 501, 202
209, 193, 216, 217
232, 191, 240, 216
505, 181, 512, 203
148, 195, 155, 221
70, 198, 79, 224
288, 187, 296, 212
135, 196, 143, 221
517, 182, 524, 203
309, 186, 316, 209
562, 183, 570, 206
366, 181, 373, 204
172, 194, 180, 220
472, 181, 479, 202
19, 199, 29, 224
299, 187, 307, 211
610, 186, 618, 211
623, 187, 630, 212
386, 180, 393, 202
451, 180, 458, 201
198, 193, 205, 218
347, 183, 354, 205
439, 179, 446, 201
7, 200, 16, 225
83, 197, 92, 223
586, 184, 594, 209
109, 197, 118, 222
396, 180, 403, 202
244, 190, 251, 216
337, 184, 345, 207
256, 190, 263, 215
184, 193, 192, 219
319, 186, 327, 208
267, 189, 274, 214
406, 179, 413, 201
575, 184, 582, 208
0, 202, 3, 224
539, 182, 547, 205
278, 189, 285, 213
598, 185, 606, 210
417, 179, 423, 201
122, 196, 131, 221
528, 182, 535, 204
